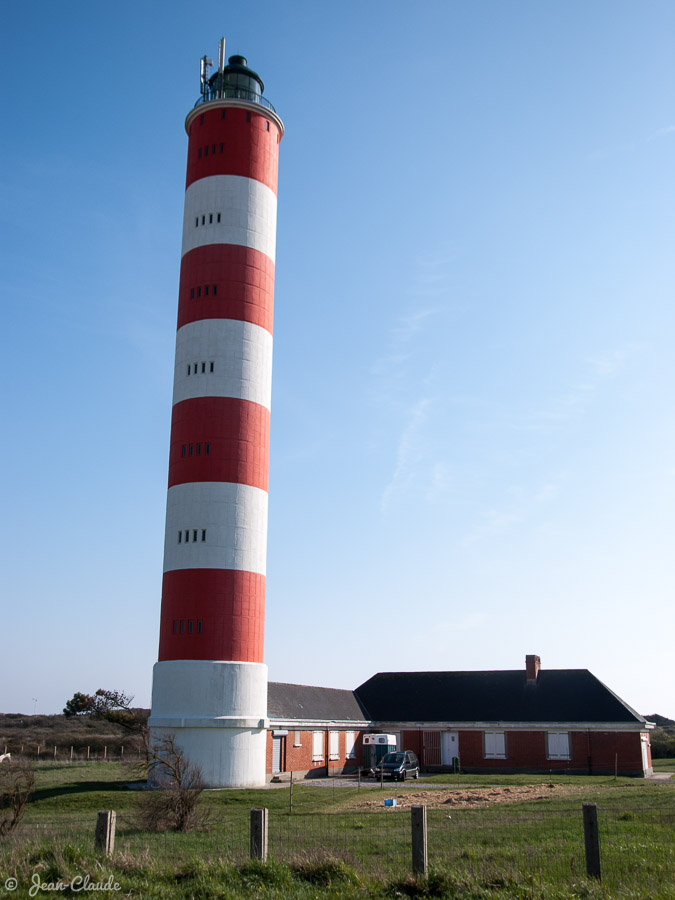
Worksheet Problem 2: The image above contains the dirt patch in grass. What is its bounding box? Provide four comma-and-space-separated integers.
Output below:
344, 783, 589, 810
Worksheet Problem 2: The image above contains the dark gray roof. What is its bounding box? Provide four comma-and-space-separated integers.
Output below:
355, 670, 646, 725
268, 682, 369, 722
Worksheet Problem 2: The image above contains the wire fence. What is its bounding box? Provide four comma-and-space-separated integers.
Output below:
7, 805, 673, 888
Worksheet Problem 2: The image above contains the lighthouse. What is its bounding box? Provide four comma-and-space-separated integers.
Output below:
148, 40, 283, 787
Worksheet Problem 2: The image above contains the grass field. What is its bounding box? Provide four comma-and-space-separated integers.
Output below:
0, 761, 673, 898
652, 757, 675, 772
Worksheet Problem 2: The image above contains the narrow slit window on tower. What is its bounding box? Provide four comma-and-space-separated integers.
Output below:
266, 120, 270, 131
212, 144, 216, 154
220, 143, 224, 153
221, 109, 226, 119
195, 217, 199, 227
209, 361, 214, 372
190, 288, 195, 299
189, 444, 194, 456
182, 445, 186, 457
192, 529, 198, 542
201, 215, 205, 225
201, 362, 206, 373
197, 443, 201, 455
205, 442, 210, 454
246, 111, 251, 122
198, 148, 202, 158
213, 284, 217, 296
197, 619, 202, 633
205, 145, 208, 156
201, 529, 206, 542
186, 364, 191, 376
217, 212, 221, 223
197, 286, 202, 297
194, 361, 198, 371
173, 621, 177, 634
181, 620, 185, 633
184, 530, 189, 543
177, 531, 182, 544
209, 213, 213, 224
188, 620, 193, 634
200, 114, 204, 124
204, 285, 209, 296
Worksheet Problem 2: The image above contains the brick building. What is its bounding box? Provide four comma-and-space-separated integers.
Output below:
266, 656, 653, 778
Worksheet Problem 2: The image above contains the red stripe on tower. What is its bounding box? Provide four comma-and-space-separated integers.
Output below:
149, 42, 283, 788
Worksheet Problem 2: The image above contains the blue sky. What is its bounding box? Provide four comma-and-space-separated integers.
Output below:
2, 1, 673, 717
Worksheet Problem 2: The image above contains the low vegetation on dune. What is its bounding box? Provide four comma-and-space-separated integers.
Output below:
0, 701, 149, 761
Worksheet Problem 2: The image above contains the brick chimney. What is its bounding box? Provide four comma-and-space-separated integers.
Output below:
525, 654, 541, 684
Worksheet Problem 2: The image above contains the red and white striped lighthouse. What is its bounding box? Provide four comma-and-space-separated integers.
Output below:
148, 40, 283, 787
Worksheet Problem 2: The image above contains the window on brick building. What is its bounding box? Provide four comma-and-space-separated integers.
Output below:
312, 731, 323, 762
484, 731, 507, 759
546, 732, 571, 760
328, 731, 339, 761
293, 731, 301, 747
345, 731, 356, 759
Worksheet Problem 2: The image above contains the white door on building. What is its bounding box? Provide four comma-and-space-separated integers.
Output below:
272, 737, 283, 774
641, 735, 651, 774
441, 731, 459, 766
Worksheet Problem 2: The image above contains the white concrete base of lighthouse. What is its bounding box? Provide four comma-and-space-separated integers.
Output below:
148, 660, 268, 788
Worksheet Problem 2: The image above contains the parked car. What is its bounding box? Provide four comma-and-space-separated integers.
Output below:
373, 750, 420, 781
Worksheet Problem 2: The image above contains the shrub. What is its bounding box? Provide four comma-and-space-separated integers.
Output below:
0, 757, 35, 835
138, 733, 208, 832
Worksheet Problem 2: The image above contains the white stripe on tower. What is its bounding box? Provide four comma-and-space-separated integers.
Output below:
172, 319, 273, 408
163, 481, 269, 574
181, 175, 277, 260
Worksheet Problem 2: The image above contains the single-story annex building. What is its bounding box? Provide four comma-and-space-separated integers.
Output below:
266, 656, 653, 778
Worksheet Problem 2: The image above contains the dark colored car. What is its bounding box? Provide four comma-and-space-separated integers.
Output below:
373, 750, 420, 781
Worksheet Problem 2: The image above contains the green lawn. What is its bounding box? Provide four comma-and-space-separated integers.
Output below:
0, 761, 673, 899
652, 757, 675, 772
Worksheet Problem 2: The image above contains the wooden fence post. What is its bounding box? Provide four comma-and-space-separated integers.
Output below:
411, 805, 428, 876
250, 808, 268, 861
582, 802, 601, 879
95, 810, 116, 856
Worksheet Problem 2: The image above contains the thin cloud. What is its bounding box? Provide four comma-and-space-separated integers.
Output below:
460, 479, 562, 548
517, 344, 644, 431
647, 125, 675, 142
380, 396, 432, 515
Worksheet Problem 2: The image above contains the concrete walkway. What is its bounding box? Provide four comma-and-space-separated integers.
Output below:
647, 771, 673, 781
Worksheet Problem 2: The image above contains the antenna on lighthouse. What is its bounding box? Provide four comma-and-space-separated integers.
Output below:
218, 37, 226, 74
200, 54, 214, 100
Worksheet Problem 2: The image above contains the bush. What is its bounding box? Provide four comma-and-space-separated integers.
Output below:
0, 757, 35, 835
138, 733, 208, 832
650, 728, 675, 759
